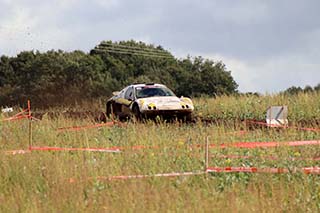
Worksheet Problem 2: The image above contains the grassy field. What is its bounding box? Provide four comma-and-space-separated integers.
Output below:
1, 93, 320, 212
194, 92, 320, 122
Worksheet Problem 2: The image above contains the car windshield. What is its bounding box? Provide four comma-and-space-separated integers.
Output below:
135, 86, 175, 98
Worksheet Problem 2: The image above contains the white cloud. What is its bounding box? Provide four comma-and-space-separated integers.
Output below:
93, 0, 120, 9
178, 52, 259, 92
173, 50, 320, 93
0, 0, 319, 93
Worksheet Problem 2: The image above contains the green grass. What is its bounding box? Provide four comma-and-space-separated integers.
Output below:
1, 92, 320, 211
194, 92, 320, 122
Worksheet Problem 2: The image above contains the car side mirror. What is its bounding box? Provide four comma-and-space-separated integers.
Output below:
112, 91, 120, 96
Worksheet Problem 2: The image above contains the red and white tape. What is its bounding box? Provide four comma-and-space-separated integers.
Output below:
210, 140, 320, 149
5, 149, 31, 155
69, 170, 206, 183
106, 139, 320, 151
212, 154, 320, 161
30, 146, 121, 153
206, 166, 320, 174
247, 120, 320, 132
69, 166, 320, 183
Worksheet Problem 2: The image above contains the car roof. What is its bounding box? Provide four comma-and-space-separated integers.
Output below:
131, 83, 167, 88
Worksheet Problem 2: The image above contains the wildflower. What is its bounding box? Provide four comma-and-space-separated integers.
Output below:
225, 158, 232, 165
293, 152, 301, 157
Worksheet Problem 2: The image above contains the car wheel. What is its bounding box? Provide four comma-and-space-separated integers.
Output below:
106, 102, 113, 119
99, 112, 107, 123
132, 104, 142, 121
186, 113, 193, 122
183, 113, 193, 123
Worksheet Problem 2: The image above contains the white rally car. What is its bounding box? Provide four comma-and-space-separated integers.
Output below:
106, 83, 194, 121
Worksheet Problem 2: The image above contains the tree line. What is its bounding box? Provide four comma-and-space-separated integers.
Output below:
0, 40, 238, 107
282, 84, 320, 95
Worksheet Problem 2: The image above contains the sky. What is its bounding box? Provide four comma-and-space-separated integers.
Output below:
0, 0, 319, 93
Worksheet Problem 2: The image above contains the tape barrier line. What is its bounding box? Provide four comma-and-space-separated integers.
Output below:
210, 140, 320, 149
206, 166, 320, 174
120, 151, 320, 162
1, 108, 29, 122
212, 154, 320, 161
29, 146, 121, 153
57, 121, 125, 132
246, 120, 320, 132
1, 108, 27, 121
1, 112, 40, 122
25, 139, 306, 156
6, 146, 320, 162
5, 149, 31, 155
105, 140, 320, 152
69, 166, 320, 183
5, 146, 120, 155
69, 171, 206, 183
1, 115, 28, 122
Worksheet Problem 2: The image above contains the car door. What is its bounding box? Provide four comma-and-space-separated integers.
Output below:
121, 86, 134, 116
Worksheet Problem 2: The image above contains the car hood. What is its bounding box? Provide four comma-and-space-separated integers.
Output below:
138, 96, 181, 105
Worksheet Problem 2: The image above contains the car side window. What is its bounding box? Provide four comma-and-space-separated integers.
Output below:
118, 89, 125, 98
124, 86, 133, 100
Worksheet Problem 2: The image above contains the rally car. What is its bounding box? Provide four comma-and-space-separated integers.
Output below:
106, 83, 194, 121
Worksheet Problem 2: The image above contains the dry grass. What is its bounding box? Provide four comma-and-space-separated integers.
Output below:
194, 92, 320, 122
1, 93, 320, 211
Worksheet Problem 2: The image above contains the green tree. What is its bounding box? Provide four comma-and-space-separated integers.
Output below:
0, 40, 239, 107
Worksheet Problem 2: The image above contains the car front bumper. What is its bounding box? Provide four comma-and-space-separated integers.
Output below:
140, 109, 193, 118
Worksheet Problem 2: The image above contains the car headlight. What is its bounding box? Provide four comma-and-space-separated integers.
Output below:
180, 102, 191, 109
147, 103, 156, 110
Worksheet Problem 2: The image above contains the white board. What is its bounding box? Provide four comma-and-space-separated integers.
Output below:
266, 106, 288, 125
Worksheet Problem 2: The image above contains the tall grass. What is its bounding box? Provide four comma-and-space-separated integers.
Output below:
1, 93, 320, 211
30, 91, 320, 123
194, 92, 320, 122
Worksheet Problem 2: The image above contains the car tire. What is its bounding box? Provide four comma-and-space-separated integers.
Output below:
185, 113, 193, 123
106, 102, 113, 119
132, 104, 142, 121
99, 112, 107, 123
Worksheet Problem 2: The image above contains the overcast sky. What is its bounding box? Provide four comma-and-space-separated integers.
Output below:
1, 0, 319, 93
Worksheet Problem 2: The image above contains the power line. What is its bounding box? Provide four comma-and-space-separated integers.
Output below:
95, 42, 174, 58
93, 48, 174, 59
100, 42, 169, 54
97, 46, 172, 58
100, 46, 171, 57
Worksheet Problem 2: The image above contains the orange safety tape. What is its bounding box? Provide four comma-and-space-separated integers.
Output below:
211, 154, 320, 161
1, 115, 41, 122
119, 151, 320, 162
1, 115, 28, 122
69, 171, 206, 183
102, 139, 320, 152
206, 166, 320, 174
69, 166, 320, 183
246, 120, 320, 132
29, 146, 121, 153
5, 149, 31, 155
209, 140, 320, 149
1, 108, 29, 122
11, 108, 29, 117
8, 139, 318, 156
